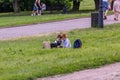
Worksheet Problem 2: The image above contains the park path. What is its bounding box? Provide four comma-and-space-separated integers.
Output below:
37, 62, 120, 80
0, 15, 120, 40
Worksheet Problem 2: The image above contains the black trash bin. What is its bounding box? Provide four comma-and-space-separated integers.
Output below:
91, 12, 99, 27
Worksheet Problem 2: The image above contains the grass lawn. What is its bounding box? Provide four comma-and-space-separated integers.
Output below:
0, 24, 120, 80
0, 12, 91, 28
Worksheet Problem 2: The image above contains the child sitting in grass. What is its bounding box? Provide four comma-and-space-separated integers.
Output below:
62, 33, 71, 48
50, 34, 63, 48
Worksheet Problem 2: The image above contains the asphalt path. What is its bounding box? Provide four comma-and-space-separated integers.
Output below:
0, 15, 120, 40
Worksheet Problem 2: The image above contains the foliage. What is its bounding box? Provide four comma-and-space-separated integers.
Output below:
0, 0, 85, 12
20, 0, 34, 11
0, 0, 72, 12
0, 0, 13, 12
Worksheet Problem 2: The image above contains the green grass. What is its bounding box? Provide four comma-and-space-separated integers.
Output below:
0, 12, 91, 28
0, 24, 120, 80
80, 0, 94, 10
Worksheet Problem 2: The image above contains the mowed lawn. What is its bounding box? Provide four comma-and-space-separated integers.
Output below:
0, 0, 94, 28
0, 13, 90, 27
0, 24, 120, 80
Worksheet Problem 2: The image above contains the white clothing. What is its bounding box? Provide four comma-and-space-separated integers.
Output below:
62, 38, 71, 48
103, 0, 108, 1
42, 3, 46, 11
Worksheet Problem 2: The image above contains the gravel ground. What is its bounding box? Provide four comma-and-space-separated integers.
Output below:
37, 63, 120, 80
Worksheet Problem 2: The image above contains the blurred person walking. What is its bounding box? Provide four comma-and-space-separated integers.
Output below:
112, 0, 120, 21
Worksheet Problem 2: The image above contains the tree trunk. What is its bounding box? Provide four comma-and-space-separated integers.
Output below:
72, 0, 80, 11
110, 0, 114, 10
94, 0, 99, 10
13, 0, 20, 13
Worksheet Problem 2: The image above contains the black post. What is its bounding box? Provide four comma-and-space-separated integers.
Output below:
98, 0, 104, 28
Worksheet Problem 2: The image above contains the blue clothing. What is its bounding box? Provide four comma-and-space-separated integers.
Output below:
63, 38, 71, 48
54, 39, 62, 47
103, 1, 109, 12
33, 2, 38, 11
33, 6, 38, 11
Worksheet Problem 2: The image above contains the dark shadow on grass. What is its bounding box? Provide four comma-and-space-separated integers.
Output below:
69, 9, 97, 14
0, 11, 31, 17
43, 9, 96, 15
0, 9, 97, 17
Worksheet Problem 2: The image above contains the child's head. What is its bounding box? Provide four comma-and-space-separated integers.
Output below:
57, 34, 62, 39
62, 33, 67, 40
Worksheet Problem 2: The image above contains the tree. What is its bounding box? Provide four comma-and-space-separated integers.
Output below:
94, 0, 99, 10
110, 0, 114, 10
12, 0, 20, 13
72, 0, 81, 11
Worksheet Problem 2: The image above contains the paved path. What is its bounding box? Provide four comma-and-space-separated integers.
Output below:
0, 15, 120, 40
37, 62, 120, 80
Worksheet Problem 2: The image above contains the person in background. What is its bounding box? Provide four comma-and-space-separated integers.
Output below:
62, 33, 71, 48
54, 34, 63, 48
103, 0, 111, 20
41, 2, 46, 14
50, 34, 63, 48
112, 0, 120, 21
31, 0, 38, 16
37, 0, 42, 15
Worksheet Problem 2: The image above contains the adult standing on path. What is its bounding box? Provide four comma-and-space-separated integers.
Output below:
111, 0, 120, 21
37, 0, 42, 15
31, 0, 39, 16
103, 0, 110, 20
31, 0, 41, 16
